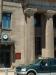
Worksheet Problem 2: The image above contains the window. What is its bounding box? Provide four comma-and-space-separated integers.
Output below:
53, 15, 56, 28
54, 37, 56, 48
50, 59, 56, 72
54, 38, 56, 57
2, 12, 11, 29
35, 37, 41, 58
51, 59, 56, 66
3, 0, 21, 3
41, 60, 48, 66
34, 13, 41, 27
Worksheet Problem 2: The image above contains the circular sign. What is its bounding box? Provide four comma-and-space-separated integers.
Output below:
3, 34, 8, 40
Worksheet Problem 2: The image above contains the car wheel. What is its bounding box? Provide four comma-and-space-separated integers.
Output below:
27, 71, 36, 75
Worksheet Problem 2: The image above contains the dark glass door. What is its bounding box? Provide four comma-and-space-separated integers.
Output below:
0, 45, 11, 67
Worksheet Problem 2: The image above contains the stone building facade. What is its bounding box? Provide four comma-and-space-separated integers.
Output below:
0, 0, 56, 68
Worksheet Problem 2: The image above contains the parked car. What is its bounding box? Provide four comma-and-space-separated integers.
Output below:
16, 58, 56, 75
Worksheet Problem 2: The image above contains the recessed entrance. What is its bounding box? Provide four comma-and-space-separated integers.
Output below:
0, 45, 11, 67
53, 15, 56, 58
0, 43, 14, 68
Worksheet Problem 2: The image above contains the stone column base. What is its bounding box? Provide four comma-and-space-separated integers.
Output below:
42, 49, 54, 58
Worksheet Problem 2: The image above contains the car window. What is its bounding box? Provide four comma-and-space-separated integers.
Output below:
40, 59, 50, 66
34, 59, 42, 65
35, 59, 41, 63
50, 59, 56, 72
51, 59, 56, 66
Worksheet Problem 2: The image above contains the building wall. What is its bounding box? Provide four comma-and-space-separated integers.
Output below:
0, 1, 26, 67
0, 1, 35, 67
0, 0, 56, 68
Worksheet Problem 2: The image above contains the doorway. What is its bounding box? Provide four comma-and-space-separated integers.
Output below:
53, 15, 56, 58
0, 45, 11, 67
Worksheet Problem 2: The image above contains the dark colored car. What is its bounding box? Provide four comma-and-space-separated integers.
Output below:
16, 58, 56, 75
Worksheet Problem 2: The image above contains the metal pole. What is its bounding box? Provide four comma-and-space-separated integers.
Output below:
5, 68, 8, 75
0, 0, 3, 32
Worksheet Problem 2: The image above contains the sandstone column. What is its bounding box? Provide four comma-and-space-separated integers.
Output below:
45, 11, 54, 58
27, 15, 35, 64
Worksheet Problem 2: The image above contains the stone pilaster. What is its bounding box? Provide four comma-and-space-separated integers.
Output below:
12, 4, 27, 66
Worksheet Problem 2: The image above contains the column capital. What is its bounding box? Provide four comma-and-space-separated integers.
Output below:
45, 10, 56, 18
24, 8, 37, 17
